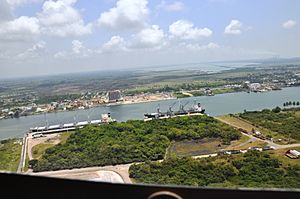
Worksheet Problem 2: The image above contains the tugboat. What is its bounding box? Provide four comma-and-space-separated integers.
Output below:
144, 101, 205, 121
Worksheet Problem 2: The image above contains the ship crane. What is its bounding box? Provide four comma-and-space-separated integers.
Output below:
179, 101, 189, 112
167, 101, 177, 116
156, 104, 161, 114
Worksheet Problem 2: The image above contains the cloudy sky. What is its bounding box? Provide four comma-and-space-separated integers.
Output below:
0, 0, 299, 78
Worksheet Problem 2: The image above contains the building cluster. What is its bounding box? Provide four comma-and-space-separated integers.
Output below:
194, 146, 275, 159
123, 92, 174, 104
0, 89, 175, 120
219, 146, 275, 155
244, 81, 282, 92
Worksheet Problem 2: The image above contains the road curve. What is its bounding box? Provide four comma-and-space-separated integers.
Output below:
90, 171, 124, 183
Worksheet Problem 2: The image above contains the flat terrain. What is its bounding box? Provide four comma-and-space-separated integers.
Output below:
268, 146, 300, 166
170, 138, 224, 157
216, 115, 258, 133
28, 132, 73, 161
0, 139, 22, 172
239, 109, 300, 143
216, 114, 299, 144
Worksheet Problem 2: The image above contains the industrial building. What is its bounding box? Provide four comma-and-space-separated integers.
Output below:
107, 90, 123, 103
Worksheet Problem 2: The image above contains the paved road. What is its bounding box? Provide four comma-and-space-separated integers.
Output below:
32, 163, 133, 183
216, 117, 300, 150
91, 171, 124, 183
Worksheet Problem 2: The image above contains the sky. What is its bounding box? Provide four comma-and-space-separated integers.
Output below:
0, 0, 299, 78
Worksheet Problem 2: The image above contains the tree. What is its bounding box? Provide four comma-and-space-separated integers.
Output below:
297, 101, 300, 106
272, 106, 281, 113
283, 103, 286, 107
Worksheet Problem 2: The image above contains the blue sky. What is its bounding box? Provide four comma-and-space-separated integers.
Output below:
0, 0, 299, 77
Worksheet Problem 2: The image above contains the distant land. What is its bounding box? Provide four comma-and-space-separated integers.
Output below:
1, 57, 300, 80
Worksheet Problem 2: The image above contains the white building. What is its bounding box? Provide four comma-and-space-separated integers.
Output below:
289, 150, 300, 158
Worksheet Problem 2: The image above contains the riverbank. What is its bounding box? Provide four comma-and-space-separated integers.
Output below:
0, 85, 297, 122
1, 86, 300, 140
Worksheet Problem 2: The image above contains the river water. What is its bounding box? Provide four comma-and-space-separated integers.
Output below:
1, 86, 300, 140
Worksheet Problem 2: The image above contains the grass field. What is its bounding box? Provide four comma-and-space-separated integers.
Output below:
0, 139, 22, 172
32, 143, 55, 159
31, 131, 73, 160
268, 146, 300, 166
59, 132, 73, 144
234, 140, 267, 150
24, 152, 29, 172
216, 115, 262, 133
216, 115, 291, 143
224, 134, 250, 150
169, 138, 224, 157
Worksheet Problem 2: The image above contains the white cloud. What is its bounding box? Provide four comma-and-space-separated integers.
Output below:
130, 25, 165, 48
282, 20, 297, 29
98, 0, 149, 31
185, 42, 220, 51
17, 41, 46, 59
6, 0, 42, 8
0, 1, 13, 22
0, 16, 40, 40
102, 36, 128, 53
54, 39, 92, 59
224, 20, 242, 35
72, 40, 84, 54
54, 51, 67, 59
169, 20, 212, 40
38, 0, 92, 37
157, 1, 185, 12
71, 40, 92, 56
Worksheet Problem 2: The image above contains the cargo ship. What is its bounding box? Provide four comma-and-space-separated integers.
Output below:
144, 101, 205, 121
29, 113, 115, 134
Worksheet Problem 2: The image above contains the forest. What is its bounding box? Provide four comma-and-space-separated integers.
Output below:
31, 115, 240, 172
129, 151, 300, 188
239, 107, 300, 140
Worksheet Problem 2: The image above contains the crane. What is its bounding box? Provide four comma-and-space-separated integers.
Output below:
167, 101, 177, 116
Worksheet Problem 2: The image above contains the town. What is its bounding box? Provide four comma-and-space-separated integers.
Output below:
1, 77, 300, 120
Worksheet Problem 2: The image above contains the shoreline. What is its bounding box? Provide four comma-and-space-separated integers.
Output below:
0, 85, 290, 122
0, 96, 177, 122
1, 86, 300, 140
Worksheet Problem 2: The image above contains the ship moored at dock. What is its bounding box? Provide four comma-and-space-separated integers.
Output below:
144, 101, 205, 121
29, 113, 115, 135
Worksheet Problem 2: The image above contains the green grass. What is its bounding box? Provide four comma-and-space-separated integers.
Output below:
0, 139, 22, 172
225, 134, 251, 150
268, 146, 300, 167
59, 131, 73, 144
32, 143, 55, 159
212, 88, 235, 95
31, 131, 74, 160
24, 152, 29, 172
239, 109, 300, 142
174, 92, 191, 98
170, 138, 223, 157
216, 115, 261, 133
216, 115, 290, 143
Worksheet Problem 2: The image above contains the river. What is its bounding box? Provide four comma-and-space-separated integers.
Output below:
1, 86, 300, 140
